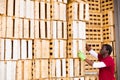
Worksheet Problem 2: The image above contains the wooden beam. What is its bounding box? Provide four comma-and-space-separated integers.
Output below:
114, 0, 120, 79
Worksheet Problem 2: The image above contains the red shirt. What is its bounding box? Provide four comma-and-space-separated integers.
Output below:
98, 54, 115, 80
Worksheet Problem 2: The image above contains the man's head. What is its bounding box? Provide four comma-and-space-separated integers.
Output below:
100, 44, 113, 56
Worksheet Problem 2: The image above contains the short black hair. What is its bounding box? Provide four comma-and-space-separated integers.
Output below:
103, 44, 113, 55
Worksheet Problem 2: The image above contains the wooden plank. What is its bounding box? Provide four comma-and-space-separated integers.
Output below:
63, 21, 67, 39
1, 16, 6, 37
30, 20, 34, 39
40, 20, 45, 38
26, 0, 34, 19
85, 3, 89, 20
28, 40, 32, 59
34, 39, 41, 58
30, 0, 34, 19
16, 61, 24, 80
69, 59, 74, 77
19, 18, 24, 38
0, 61, 6, 80
21, 40, 27, 59
5, 39, 12, 60
24, 60, 32, 80
0, 16, 1, 37
57, 21, 62, 39
15, 0, 20, 17
60, 40, 66, 58
78, 40, 86, 52
79, 2, 84, 20
20, 0, 25, 17
80, 61, 85, 76
46, 3, 50, 20
74, 59, 80, 76
72, 40, 78, 58
52, 2, 59, 20
41, 40, 49, 58
34, 20, 40, 38
34, 1, 39, 19
49, 59, 55, 77
52, 40, 59, 58
78, 21, 86, 39
0, 0, 6, 15
6, 61, 16, 80
51, 21, 57, 39
56, 59, 61, 77
46, 21, 51, 39
7, 17, 13, 38
13, 40, 20, 60
14, 18, 19, 38
41, 60, 48, 78
61, 59, 66, 77
59, 3, 66, 20
7, 0, 14, 16
40, 2, 45, 19
24, 19, 29, 38
0, 39, 5, 60
33, 60, 41, 79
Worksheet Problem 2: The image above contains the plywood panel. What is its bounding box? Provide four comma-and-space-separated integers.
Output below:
21, 40, 27, 59
20, 0, 25, 17
7, 0, 14, 16
0, 61, 6, 80
1, 16, 6, 37
56, 59, 61, 77
40, 2, 45, 19
24, 19, 29, 38
15, 0, 20, 17
30, 20, 34, 39
40, 20, 45, 38
0, 0, 6, 14
34, 20, 40, 38
34, 1, 39, 19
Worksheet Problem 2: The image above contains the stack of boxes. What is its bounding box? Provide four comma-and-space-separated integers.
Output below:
67, 0, 89, 79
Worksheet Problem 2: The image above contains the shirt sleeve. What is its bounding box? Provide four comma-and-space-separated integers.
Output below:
89, 49, 98, 58
92, 62, 106, 68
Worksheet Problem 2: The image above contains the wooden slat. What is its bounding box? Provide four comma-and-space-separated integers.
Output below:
59, 3, 66, 20
0, 39, 4, 60
40, 2, 45, 19
34, 1, 39, 19
21, 40, 27, 59
41, 60, 48, 78
61, 59, 66, 77
34, 20, 40, 38
1, 16, 6, 37
5, 39, 12, 60
74, 59, 80, 77
0, 61, 6, 80
13, 40, 20, 60
79, 2, 84, 20
78, 21, 86, 39
30, 20, 34, 39
41, 40, 49, 58
34, 39, 41, 58
19, 18, 24, 38
24, 60, 32, 80
69, 59, 74, 77
56, 59, 61, 77
6, 61, 16, 80
46, 21, 51, 39
0, 0, 6, 15
33, 60, 41, 79
60, 40, 66, 58
15, 0, 20, 17
20, 0, 25, 17
63, 21, 67, 39
40, 20, 45, 38
14, 18, 19, 38
7, 17, 13, 38
16, 61, 24, 80
7, 0, 14, 16
85, 3, 89, 21
51, 21, 57, 39
24, 19, 29, 38
49, 59, 55, 77
46, 3, 50, 20
28, 40, 32, 59
57, 21, 62, 39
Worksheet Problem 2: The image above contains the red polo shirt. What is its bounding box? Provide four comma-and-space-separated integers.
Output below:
98, 54, 115, 80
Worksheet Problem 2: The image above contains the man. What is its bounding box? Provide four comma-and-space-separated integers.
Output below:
78, 44, 115, 80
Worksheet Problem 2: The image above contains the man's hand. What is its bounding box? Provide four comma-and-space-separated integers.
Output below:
77, 51, 86, 61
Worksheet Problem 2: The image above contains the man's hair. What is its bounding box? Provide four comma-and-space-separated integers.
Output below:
103, 44, 113, 55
